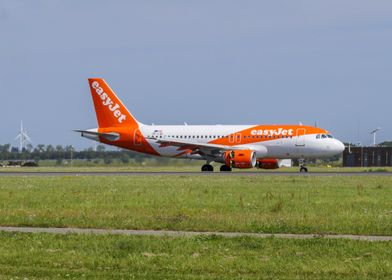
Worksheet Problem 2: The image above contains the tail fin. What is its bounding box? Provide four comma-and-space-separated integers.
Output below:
88, 78, 140, 128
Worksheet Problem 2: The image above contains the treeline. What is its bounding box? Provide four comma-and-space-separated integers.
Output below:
344, 142, 392, 147
0, 144, 152, 164
380, 141, 392, 147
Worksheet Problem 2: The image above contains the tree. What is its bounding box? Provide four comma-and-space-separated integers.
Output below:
36, 144, 45, 153
25, 144, 33, 152
120, 154, 130, 164
380, 141, 392, 147
55, 145, 64, 152
97, 145, 106, 152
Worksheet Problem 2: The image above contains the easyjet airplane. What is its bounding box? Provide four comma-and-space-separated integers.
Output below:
76, 78, 345, 172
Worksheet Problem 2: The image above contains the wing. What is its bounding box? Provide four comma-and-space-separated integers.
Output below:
147, 137, 244, 158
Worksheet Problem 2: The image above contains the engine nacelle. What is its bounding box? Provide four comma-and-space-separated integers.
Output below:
257, 159, 280, 169
224, 150, 257, 169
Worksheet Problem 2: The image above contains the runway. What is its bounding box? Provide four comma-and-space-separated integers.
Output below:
0, 171, 391, 176
0, 226, 391, 241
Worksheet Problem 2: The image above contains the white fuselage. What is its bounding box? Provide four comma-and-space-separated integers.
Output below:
139, 124, 345, 162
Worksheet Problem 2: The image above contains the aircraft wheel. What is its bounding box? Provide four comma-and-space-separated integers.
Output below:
220, 165, 232, 172
300, 166, 308, 173
201, 164, 214, 172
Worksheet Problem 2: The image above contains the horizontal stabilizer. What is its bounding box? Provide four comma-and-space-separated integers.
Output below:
73, 129, 119, 142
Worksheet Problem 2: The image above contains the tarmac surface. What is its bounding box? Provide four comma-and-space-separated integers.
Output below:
0, 226, 391, 241
0, 171, 391, 176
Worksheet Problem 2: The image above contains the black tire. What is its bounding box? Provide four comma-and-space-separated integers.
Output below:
201, 164, 214, 172
300, 166, 308, 173
220, 165, 232, 172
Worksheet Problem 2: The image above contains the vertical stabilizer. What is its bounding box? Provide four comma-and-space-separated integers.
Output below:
88, 78, 140, 128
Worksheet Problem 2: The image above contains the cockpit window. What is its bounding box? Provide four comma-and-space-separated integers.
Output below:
316, 134, 334, 139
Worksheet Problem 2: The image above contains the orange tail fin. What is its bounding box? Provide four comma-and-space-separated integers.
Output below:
88, 78, 140, 128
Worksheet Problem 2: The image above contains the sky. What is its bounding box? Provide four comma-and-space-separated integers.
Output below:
1, 0, 391, 149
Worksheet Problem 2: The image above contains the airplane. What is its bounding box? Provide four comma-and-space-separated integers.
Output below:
76, 78, 345, 172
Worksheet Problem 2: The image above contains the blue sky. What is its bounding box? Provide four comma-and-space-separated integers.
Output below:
1, 0, 391, 149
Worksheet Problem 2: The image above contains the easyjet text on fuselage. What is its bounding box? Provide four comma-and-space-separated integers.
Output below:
250, 128, 294, 137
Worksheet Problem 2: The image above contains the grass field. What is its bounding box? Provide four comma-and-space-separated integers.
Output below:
1, 175, 392, 235
1, 232, 392, 279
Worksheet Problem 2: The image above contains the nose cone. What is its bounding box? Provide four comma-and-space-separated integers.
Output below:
333, 139, 345, 154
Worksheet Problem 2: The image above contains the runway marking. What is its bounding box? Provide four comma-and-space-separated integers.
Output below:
0, 226, 391, 241
0, 171, 391, 177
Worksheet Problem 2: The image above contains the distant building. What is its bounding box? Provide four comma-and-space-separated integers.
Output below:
279, 159, 292, 167
343, 146, 392, 167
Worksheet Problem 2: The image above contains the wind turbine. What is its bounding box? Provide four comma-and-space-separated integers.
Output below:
15, 121, 32, 152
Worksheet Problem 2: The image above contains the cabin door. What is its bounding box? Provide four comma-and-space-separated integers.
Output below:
295, 128, 306, 146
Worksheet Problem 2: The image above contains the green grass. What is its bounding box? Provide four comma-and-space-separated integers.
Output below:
0, 232, 391, 279
1, 176, 392, 235
0, 164, 201, 172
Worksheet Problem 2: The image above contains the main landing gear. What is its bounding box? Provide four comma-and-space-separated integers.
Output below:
220, 165, 232, 172
201, 164, 214, 172
201, 164, 233, 172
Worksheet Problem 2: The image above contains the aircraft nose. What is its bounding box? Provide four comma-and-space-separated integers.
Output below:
334, 139, 345, 154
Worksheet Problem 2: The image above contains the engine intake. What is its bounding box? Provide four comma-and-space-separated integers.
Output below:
224, 150, 256, 169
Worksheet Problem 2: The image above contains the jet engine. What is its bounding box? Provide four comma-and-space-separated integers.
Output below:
224, 150, 257, 169
257, 159, 280, 169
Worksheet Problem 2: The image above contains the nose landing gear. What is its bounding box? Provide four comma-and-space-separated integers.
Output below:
300, 165, 308, 173
299, 159, 308, 173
